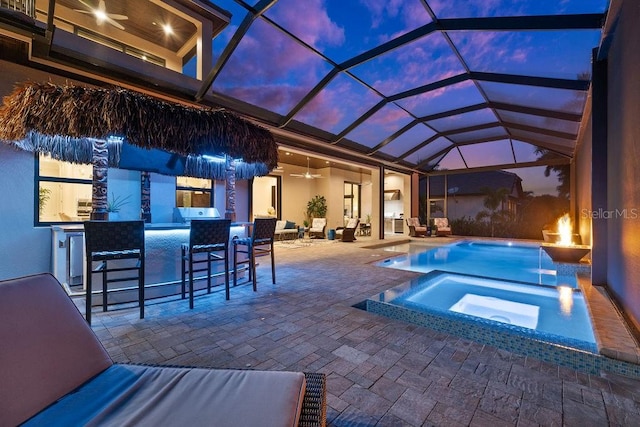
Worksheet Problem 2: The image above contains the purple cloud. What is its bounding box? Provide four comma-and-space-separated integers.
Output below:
294, 89, 343, 131
429, 0, 607, 18
453, 31, 533, 72
213, 19, 332, 114
293, 74, 383, 134
396, 80, 485, 117
266, 0, 345, 50
352, 32, 465, 96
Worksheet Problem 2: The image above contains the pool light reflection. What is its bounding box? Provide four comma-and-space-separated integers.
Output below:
558, 285, 574, 316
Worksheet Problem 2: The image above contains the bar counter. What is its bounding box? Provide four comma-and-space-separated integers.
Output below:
51, 222, 250, 305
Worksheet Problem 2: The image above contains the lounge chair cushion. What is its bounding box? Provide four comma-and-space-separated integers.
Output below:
406, 218, 427, 237
24, 365, 306, 427
309, 218, 326, 232
406, 217, 426, 230
0, 273, 113, 426
309, 218, 327, 237
335, 218, 358, 235
336, 218, 359, 242
432, 217, 452, 235
344, 218, 358, 229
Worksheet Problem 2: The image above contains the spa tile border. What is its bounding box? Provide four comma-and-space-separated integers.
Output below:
366, 296, 640, 379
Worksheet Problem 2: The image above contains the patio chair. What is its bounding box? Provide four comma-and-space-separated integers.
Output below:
233, 218, 277, 291
308, 218, 327, 239
406, 217, 427, 237
83, 220, 145, 325
181, 219, 231, 309
336, 218, 359, 242
432, 217, 452, 236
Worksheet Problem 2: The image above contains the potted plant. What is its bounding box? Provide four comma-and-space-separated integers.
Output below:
428, 218, 437, 237
306, 195, 327, 220
299, 209, 310, 228
107, 192, 131, 220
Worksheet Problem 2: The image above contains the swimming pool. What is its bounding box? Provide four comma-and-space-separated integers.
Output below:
369, 271, 596, 351
377, 240, 581, 287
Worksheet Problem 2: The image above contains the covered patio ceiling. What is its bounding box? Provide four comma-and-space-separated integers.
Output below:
195, 0, 608, 175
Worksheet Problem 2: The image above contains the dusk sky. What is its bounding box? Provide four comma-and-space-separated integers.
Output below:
203, 0, 607, 190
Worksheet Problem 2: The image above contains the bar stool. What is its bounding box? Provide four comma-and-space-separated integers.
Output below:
181, 219, 231, 309
233, 218, 277, 291
83, 220, 145, 325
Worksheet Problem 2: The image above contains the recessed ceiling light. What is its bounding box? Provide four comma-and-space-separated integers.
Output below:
162, 24, 173, 35
325, 161, 330, 164
285, 152, 291, 156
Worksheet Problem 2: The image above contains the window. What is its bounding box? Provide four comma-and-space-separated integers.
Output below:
176, 177, 213, 207
36, 154, 93, 224
252, 176, 280, 218
75, 28, 166, 67
429, 199, 446, 219
343, 182, 360, 224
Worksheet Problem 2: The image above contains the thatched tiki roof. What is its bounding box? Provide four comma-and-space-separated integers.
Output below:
0, 81, 278, 170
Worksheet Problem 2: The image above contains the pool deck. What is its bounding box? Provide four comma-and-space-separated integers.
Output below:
87, 236, 640, 426
579, 274, 640, 365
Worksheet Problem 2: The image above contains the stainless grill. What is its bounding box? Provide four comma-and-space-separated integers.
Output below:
173, 207, 221, 223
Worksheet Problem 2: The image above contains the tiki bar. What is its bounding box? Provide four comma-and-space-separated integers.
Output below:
0, 81, 277, 304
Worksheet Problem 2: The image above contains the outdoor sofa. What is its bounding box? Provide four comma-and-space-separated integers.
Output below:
275, 220, 299, 241
0, 273, 326, 427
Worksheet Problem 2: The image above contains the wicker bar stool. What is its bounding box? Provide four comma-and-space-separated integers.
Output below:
181, 219, 231, 309
232, 218, 277, 291
83, 220, 145, 325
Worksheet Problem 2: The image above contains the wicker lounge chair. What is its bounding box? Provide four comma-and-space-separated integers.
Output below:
336, 218, 359, 242
0, 273, 327, 427
308, 218, 327, 238
432, 217, 452, 236
406, 217, 427, 237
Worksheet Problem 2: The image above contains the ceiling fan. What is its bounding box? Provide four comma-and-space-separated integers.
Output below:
74, 0, 129, 31
290, 157, 322, 179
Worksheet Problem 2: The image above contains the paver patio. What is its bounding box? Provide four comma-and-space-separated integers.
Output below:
88, 238, 640, 426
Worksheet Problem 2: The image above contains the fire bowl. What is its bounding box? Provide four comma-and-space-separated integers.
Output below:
541, 243, 591, 264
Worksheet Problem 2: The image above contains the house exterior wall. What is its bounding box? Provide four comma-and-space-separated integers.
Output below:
0, 62, 59, 280
575, 114, 593, 247
0, 144, 51, 280
604, 0, 640, 330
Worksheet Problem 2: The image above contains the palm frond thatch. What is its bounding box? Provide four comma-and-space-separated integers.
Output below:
9, 131, 269, 180
183, 156, 270, 180
0, 81, 278, 169
9, 131, 121, 166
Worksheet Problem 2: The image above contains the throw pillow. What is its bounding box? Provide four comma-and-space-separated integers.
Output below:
285, 220, 296, 229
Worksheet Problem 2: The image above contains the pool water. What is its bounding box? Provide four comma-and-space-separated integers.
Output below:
377, 240, 577, 287
376, 272, 595, 347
